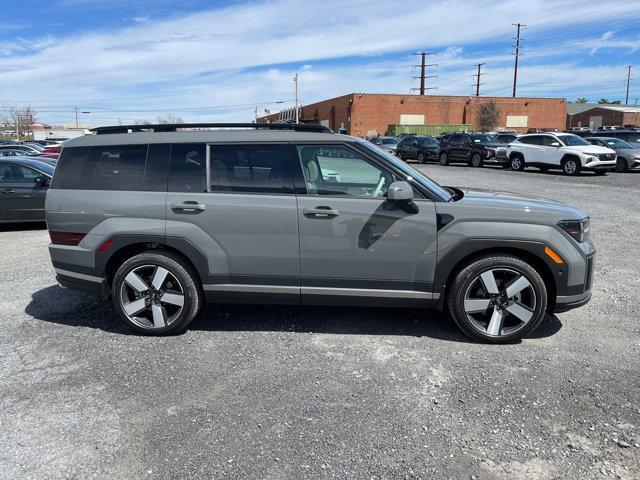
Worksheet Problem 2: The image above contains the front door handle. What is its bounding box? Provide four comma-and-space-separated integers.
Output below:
171, 201, 206, 213
303, 206, 339, 218
1, 188, 15, 194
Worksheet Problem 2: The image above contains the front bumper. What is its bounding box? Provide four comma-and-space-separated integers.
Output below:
554, 291, 591, 313
584, 158, 616, 171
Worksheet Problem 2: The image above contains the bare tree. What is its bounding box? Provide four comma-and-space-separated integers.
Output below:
476, 100, 500, 132
156, 114, 184, 124
0, 104, 38, 139
133, 119, 152, 125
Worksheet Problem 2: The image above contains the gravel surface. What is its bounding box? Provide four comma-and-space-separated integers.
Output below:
1, 165, 639, 480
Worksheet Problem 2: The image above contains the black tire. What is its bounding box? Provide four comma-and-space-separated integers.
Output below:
615, 158, 629, 172
510, 154, 525, 171
561, 157, 581, 176
417, 152, 426, 164
471, 153, 484, 168
112, 250, 202, 335
448, 255, 548, 344
397, 151, 405, 161
439, 152, 449, 166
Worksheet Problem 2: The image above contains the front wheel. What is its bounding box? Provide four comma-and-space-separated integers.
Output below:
562, 157, 581, 176
439, 152, 449, 166
417, 152, 426, 164
448, 255, 548, 343
510, 155, 525, 171
615, 158, 628, 172
112, 250, 202, 335
471, 153, 484, 168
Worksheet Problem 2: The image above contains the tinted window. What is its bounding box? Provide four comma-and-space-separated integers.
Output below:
381, 137, 399, 145
448, 134, 464, 143
398, 137, 413, 147
541, 136, 560, 146
470, 134, 498, 143
144, 144, 170, 191
0, 164, 40, 183
296, 144, 393, 197
417, 136, 438, 146
169, 143, 206, 193
519, 136, 543, 145
80, 145, 148, 191
210, 144, 284, 193
50, 146, 88, 189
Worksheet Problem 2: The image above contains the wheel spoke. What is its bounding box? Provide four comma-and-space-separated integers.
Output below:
151, 304, 167, 327
505, 275, 531, 298
161, 292, 184, 307
124, 272, 149, 293
464, 298, 491, 313
480, 270, 499, 295
151, 267, 169, 290
505, 301, 533, 323
486, 307, 504, 336
123, 298, 147, 316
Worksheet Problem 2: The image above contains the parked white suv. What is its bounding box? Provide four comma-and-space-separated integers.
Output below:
507, 133, 617, 176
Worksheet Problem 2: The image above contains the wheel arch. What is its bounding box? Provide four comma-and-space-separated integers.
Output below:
434, 240, 562, 312
560, 153, 581, 163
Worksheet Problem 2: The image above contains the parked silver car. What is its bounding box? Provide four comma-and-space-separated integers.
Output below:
586, 137, 640, 172
45, 123, 595, 343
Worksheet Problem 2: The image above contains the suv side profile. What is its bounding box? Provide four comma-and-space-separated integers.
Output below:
46, 123, 595, 343
438, 133, 508, 168
395, 135, 439, 163
507, 133, 617, 175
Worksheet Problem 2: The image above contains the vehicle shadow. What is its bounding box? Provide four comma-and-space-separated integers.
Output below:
0, 221, 47, 232
25, 285, 563, 342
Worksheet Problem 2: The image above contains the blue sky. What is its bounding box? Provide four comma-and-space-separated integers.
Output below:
1, 0, 639, 126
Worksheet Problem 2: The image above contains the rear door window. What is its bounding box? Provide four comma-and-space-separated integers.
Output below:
168, 143, 206, 193
0, 164, 40, 183
520, 136, 543, 145
210, 144, 284, 193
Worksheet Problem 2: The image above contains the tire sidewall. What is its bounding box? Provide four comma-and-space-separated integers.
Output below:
471, 153, 483, 168
562, 158, 581, 176
616, 158, 628, 172
448, 255, 548, 343
439, 152, 449, 166
510, 156, 524, 171
418, 153, 425, 164
112, 251, 201, 335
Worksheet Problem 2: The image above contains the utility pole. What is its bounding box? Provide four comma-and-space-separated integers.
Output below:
411, 52, 437, 95
74, 106, 79, 128
512, 23, 525, 97
473, 63, 486, 97
15, 114, 20, 141
625, 65, 633, 105
294, 73, 299, 124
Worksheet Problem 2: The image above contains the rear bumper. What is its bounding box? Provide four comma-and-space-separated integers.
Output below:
55, 268, 110, 299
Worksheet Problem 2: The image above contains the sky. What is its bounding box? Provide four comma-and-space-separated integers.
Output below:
0, 0, 639, 127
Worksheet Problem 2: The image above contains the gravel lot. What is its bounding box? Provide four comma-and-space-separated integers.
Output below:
1, 165, 639, 480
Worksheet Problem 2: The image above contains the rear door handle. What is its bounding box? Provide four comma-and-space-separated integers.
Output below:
171, 201, 206, 213
303, 206, 339, 218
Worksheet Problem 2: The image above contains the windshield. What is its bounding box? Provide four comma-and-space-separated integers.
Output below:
381, 137, 399, 145
470, 134, 498, 143
357, 141, 453, 201
418, 136, 438, 146
557, 134, 589, 146
602, 138, 634, 149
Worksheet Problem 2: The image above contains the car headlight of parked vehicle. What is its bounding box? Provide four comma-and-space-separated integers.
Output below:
558, 217, 590, 243
485, 147, 496, 158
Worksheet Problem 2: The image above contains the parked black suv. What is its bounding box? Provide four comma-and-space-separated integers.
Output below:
395, 135, 439, 163
438, 133, 508, 167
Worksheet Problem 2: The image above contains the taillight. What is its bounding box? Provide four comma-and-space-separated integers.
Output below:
49, 231, 86, 246
42, 147, 61, 154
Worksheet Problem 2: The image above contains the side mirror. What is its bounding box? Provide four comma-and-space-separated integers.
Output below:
550, 142, 561, 147
34, 175, 50, 187
386, 181, 413, 202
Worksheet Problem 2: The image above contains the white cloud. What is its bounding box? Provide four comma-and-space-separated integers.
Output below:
1, 0, 638, 125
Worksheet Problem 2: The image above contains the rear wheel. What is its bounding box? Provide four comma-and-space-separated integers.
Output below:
615, 158, 628, 172
439, 152, 449, 166
448, 255, 547, 343
510, 155, 525, 171
112, 250, 202, 335
562, 157, 581, 176
471, 153, 484, 168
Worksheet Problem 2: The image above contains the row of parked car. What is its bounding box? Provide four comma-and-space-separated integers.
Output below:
366, 127, 640, 175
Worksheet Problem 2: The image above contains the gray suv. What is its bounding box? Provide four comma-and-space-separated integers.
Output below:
45, 123, 595, 343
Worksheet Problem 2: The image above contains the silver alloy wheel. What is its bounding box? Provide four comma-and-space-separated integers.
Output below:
564, 160, 577, 174
463, 268, 536, 337
119, 264, 185, 329
472, 154, 482, 167
511, 157, 522, 170
439, 153, 448, 165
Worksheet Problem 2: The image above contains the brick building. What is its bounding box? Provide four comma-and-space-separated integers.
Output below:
257, 93, 567, 135
566, 104, 640, 129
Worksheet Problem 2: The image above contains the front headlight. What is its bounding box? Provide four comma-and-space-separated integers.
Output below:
485, 148, 496, 158
558, 217, 590, 243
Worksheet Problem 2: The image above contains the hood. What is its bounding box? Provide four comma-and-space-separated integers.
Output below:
451, 187, 587, 221
566, 145, 615, 155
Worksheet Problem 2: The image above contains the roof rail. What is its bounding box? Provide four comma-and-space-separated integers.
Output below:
90, 122, 334, 135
